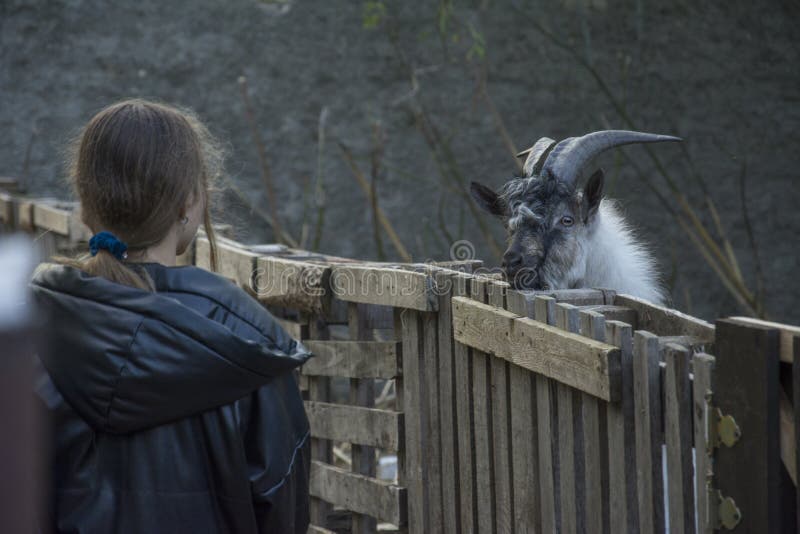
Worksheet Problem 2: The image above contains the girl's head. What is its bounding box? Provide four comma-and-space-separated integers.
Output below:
62, 99, 221, 289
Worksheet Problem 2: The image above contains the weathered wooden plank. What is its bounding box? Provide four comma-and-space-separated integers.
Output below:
729, 316, 799, 363
517, 288, 607, 306
330, 265, 437, 311
452, 296, 622, 401
308, 525, 337, 534
795, 336, 800, 533
254, 255, 331, 315
196, 235, 259, 291
633, 331, 665, 534
305, 401, 402, 451
302, 340, 400, 379
580, 305, 638, 328
779, 389, 796, 486
692, 353, 715, 534
348, 303, 377, 534
614, 294, 715, 342
556, 303, 583, 534
664, 343, 695, 534
16, 200, 34, 231
434, 271, 460, 533
505, 292, 541, 534
307, 318, 333, 528
604, 321, 630, 534
422, 307, 444, 533
276, 316, 308, 340
534, 295, 558, 534
310, 461, 406, 526
488, 281, 513, 534
579, 309, 608, 534
714, 319, 781, 534
0, 191, 14, 226
470, 278, 496, 534
452, 274, 476, 533
401, 309, 426, 532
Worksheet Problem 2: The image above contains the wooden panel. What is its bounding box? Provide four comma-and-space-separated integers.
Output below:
470, 279, 496, 534
795, 337, 800, 533
422, 309, 444, 532
330, 265, 437, 311
307, 319, 333, 528
714, 319, 781, 534
579, 309, 608, 534
302, 340, 400, 379
488, 282, 513, 534
614, 294, 715, 342
664, 343, 695, 534
32, 201, 90, 241
729, 316, 799, 363
434, 271, 460, 533
310, 461, 406, 526
196, 235, 259, 292
452, 296, 622, 401
255, 255, 331, 315
633, 331, 665, 534
401, 310, 425, 532
305, 401, 402, 451
692, 353, 715, 534
0, 192, 14, 225
604, 321, 630, 534
581, 305, 638, 328
452, 274, 476, 533
505, 292, 540, 534
16, 200, 34, 231
276, 316, 308, 340
514, 288, 607, 306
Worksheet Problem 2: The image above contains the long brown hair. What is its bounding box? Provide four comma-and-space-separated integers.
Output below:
58, 99, 221, 290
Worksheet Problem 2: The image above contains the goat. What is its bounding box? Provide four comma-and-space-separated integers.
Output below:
470, 130, 680, 305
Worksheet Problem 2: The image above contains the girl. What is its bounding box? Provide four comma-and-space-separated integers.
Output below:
31, 99, 311, 533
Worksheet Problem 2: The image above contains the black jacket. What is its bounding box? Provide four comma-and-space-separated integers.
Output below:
30, 263, 312, 534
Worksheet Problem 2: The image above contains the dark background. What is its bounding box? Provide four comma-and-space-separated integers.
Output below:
2, 0, 798, 322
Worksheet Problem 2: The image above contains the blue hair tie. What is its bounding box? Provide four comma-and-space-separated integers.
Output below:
89, 231, 128, 260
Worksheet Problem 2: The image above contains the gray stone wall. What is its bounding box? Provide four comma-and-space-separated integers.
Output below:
2, 0, 798, 322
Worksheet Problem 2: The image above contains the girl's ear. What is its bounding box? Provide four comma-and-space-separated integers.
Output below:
582, 169, 604, 222
470, 181, 507, 217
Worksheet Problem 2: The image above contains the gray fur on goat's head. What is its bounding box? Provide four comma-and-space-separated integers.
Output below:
470, 130, 681, 292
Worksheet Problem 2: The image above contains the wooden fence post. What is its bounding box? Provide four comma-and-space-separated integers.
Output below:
714, 319, 781, 533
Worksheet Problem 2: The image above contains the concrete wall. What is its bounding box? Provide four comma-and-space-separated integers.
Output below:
2, 0, 798, 322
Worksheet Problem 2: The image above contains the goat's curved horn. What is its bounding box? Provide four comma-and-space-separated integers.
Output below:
517, 137, 557, 177
540, 130, 682, 186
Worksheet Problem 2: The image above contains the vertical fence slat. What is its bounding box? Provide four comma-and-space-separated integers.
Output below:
453, 274, 476, 533
580, 309, 609, 534
633, 330, 665, 534
348, 303, 376, 534
471, 278, 496, 534
506, 292, 540, 534
534, 296, 558, 533
307, 317, 332, 529
692, 353, 715, 534
489, 282, 513, 534
794, 336, 800, 533
392, 309, 408, 529
714, 319, 781, 534
605, 321, 633, 534
435, 271, 460, 533
664, 343, 695, 534
401, 309, 426, 533
422, 301, 444, 532
556, 303, 584, 534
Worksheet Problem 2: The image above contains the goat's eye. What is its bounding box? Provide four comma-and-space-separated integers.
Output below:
561, 215, 574, 226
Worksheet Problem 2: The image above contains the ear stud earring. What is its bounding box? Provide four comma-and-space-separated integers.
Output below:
180, 216, 189, 225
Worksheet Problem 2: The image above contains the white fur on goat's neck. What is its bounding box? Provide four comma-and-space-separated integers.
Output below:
579, 199, 665, 304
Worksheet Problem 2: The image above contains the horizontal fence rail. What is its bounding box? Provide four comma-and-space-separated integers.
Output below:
3, 188, 798, 533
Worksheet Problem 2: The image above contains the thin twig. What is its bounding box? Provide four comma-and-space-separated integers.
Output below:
370, 122, 387, 261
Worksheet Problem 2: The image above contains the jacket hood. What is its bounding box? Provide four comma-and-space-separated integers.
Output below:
30, 263, 311, 434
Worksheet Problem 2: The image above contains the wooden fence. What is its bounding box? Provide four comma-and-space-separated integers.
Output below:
2, 189, 798, 533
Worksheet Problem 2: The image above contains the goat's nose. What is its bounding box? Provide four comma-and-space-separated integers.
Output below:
502, 249, 523, 272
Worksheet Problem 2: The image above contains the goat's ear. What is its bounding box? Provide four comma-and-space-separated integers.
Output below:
470, 182, 506, 217
582, 169, 604, 222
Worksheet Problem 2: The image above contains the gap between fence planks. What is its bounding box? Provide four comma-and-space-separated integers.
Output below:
309, 460, 406, 526
451, 296, 622, 402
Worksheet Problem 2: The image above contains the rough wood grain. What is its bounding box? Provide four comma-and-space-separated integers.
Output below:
305, 401, 402, 451
505, 291, 541, 534
534, 296, 558, 534
729, 316, 799, 363
579, 309, 608, 534
301, 340, 400, 379
255, 255, 331, 315
633, 330, 665, 534
0, 191, 14, 225
714, 319, 781, 534
307, 318, 333, 528
434, 271, 460, 534
310, 461, 406, 526
422, 308, 444, 533
692, 353, 715, 534
470, 278, 496, 534
614, 294, 715, 342
330, 265, 437, 311
664, 343, 695, 534
452, 273, 476, 533
196, 235, 259, 292
276, 316, 308, 340
452, 296, 622, 401
580, 305, 638, 328
400, 309, 425, 533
